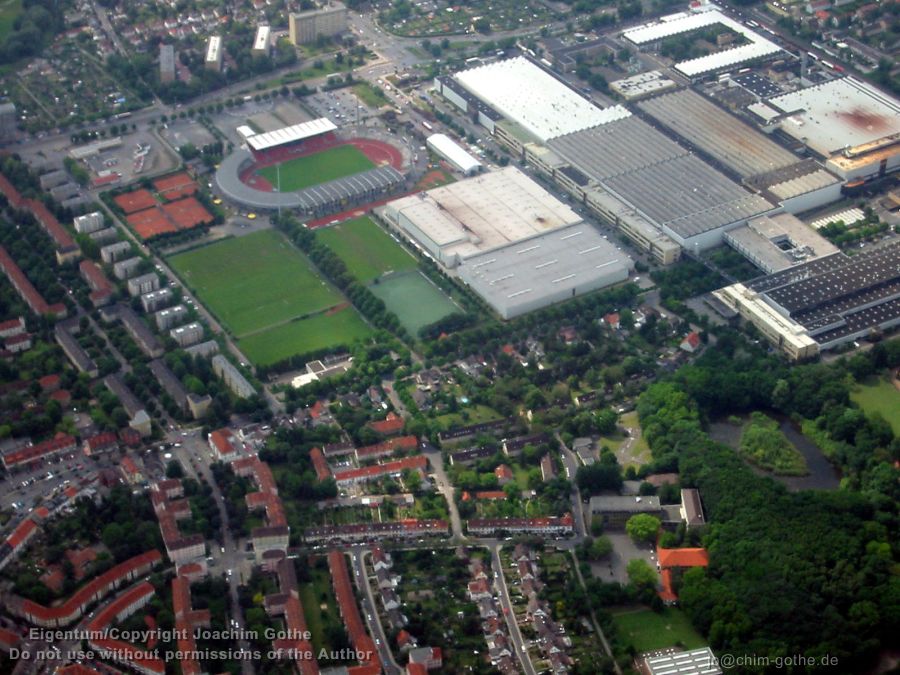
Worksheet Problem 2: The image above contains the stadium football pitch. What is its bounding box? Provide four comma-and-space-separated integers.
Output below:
258, 145, 375, 192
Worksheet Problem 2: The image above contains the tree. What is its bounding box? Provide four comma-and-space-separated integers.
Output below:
625, 513, 661, 543
626, 558, 657, 590
166, 460, 184, 479
589, 536, 613, 560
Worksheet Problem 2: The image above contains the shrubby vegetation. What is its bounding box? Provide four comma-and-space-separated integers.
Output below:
738, 411, 807, 475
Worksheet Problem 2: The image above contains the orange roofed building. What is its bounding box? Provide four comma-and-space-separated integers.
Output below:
658, 547, 709, 603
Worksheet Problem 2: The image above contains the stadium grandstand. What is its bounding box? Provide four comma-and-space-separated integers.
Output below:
244, 118, 338, 156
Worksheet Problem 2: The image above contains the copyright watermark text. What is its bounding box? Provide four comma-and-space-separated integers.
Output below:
713, 653, 839, 670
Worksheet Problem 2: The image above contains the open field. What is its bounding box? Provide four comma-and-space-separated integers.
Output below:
258, 145, 374, 192
851, 373, 900, 435
612, 608, 706, 652
316, 216, 417, 283
369, 271, 459, 335
168, 230, 341, 338
608, 411, 651, 468
237, 306, 373, 366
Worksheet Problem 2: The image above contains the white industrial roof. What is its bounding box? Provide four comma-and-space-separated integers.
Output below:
623, 10, 781, 77
206, 35, 221, 62
453, 57, 630, 142
387, 166, 582, 260
245, 118, 338, 151
766, 77, 900, 156
253, 25, 270, 51
426, 134, 481, 174
676, 41, 781, 77
236, 125, 256, 140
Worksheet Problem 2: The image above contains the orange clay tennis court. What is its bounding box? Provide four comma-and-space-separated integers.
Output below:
114, 189, 157, 214
161, 197, 213, 230
153, 172, 198, 202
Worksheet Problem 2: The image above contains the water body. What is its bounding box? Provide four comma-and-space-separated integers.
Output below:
708, 416, 841, 492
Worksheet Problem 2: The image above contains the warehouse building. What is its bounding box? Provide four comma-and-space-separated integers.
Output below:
724, 213, 839, 274
457, 224, 633, 319
622, 9, 782, 80
426, 134, 482, 176
714, 240, 900, 360
380, 167, 582, 268
759, 77, 900, 182
445, 57, 629, 153
610, 71, 677, 101
545, 115, 776, 253
638, 89, 842, 213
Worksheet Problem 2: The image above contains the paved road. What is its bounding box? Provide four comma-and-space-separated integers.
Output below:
555, 432, 588, 539
489, 542, 536, 675
350, 549, 401, 675
420, 441, 464, 539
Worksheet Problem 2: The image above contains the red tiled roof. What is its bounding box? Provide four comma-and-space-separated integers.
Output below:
334, 454, 426, 483
0, 173, 23, 207
39, 374, 60, 390
356, 435, 418, 459
0, 316, 25, 334
475, 491, 507, 500
328, 551, 380, 672
369, 412, 404, 435
33, 506, 50, 520
86, 432, 118, 452
0, 246, 58, 317
658, 547, 709, 568
495, 464, 514, 480
25, 199, 77, 252
79, 260, 112, 294
2, 433, 76, 469
0, 627, 21, 649
210, 428, 236, 457
310, 447, 332, 481
87, 581, 164, 674
50, 389, 71, 405
20, 550, 162, 625
659, 568, 678, 603
682, 332, 701, 349
120, 456, 139, 475
6, 519, 38, 551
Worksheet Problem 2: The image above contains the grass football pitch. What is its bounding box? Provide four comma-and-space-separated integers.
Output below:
238, 307, 373, 366
369, 271, 459, 335
258, 145, 374, 192
168, 229, 342, 338
316, 216, 417, 284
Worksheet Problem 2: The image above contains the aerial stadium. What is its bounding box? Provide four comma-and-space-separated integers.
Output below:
214, 117, 408, 214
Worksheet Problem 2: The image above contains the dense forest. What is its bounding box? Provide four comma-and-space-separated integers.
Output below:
636, 337, 900, 671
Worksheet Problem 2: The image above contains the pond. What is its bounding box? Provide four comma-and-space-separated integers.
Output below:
709, 415, 840, 491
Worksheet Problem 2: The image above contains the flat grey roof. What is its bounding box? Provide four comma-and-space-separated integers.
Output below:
638, 88, 799, 179
457, 224, 632, 311
548, 116, 774, 240
589, 495, 661, 512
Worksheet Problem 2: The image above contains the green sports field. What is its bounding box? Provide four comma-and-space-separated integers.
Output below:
238, 307, 373, 366
850, 373, 900, 435
612, 608, 706, 653
258, 145, 374, 192
316, 216, 417, 283
369, 271, 459, 335
168, 229, 341, 337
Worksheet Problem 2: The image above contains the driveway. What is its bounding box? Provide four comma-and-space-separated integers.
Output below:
593, 532, 658, 585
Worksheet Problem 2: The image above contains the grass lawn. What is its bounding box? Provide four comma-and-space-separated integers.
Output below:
369, 271, 459, 335
238, 306, 373, 366
851, 373, 900, 435
353, 82, 388, 108
258, 145, 374, 192
0, 0, 22, 43
168, 229, 342, 338
316, 216, 417, 284
299, 563, 346, 655
433, 404, 501, 429
613, 607, 707, 652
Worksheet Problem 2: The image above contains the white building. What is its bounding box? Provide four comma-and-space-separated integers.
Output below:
205, 36, 223, 71
426, 134, 482, 176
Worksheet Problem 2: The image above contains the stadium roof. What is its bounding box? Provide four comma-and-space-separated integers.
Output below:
622, 10, 781, 77
426, 134, 482, 174
245, 118, 338, 152
216, 148, 403, 211
765, 77, 900, 156
453, 57, 630, 142
457, 224, 633, 319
